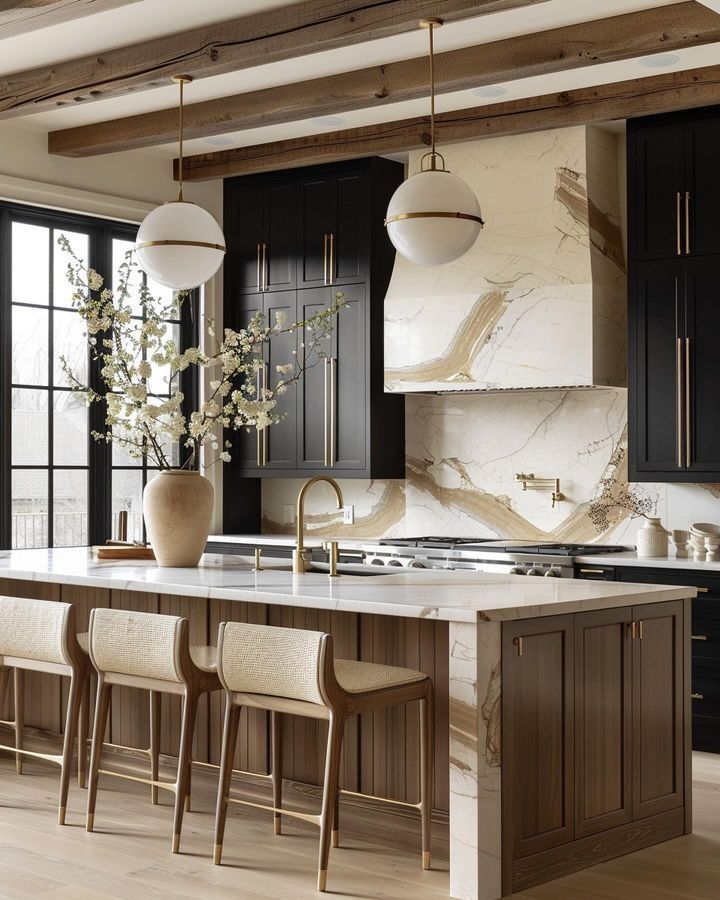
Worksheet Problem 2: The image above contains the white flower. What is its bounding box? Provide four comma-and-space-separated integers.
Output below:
138, 360, 152, 379
219, 451, 231, 462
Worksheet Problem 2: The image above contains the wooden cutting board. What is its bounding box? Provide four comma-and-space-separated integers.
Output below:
93, 545, 155, 560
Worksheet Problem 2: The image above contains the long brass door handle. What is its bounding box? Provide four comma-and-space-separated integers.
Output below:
329, 356, 336, 468
685, 337, 692, 468
677, 337, 684, 468
323, 357, 330, 467
262, 242, 268, 291
257, 242, 262, 292
329, 233, 335, 284
676, 192, 682, 256
685, 191, 691, 255
323, 234, 329, 286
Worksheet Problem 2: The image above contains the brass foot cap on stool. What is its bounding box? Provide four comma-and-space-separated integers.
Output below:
86, 813, 94, 833
172, 833, 180, 854
422, 850, 431, 870
317, 870, 327, 892
213, 844, 222, 865
58, 807, 66, 826
331, 829, 339, 848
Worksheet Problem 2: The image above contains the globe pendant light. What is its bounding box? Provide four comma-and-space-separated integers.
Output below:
136, 75, 225, 290
385, 19, 484, 267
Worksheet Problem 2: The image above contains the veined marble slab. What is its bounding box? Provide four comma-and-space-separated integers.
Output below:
0, 548, 695, 624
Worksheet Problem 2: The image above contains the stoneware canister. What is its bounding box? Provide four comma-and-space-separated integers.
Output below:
143, 469, 214, 567
636, 517, 668, 559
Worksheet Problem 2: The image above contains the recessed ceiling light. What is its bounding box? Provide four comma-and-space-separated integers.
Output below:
313, 115, 346, 127
638, 54, 680, 68
472, 85, 508, 97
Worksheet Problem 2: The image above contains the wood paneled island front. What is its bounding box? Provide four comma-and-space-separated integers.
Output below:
0, 549, 695, 900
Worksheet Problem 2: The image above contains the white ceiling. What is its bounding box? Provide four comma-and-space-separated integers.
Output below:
0, 0, 707, 160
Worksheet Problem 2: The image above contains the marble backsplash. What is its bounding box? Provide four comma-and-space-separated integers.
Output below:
261, 388, 720, 544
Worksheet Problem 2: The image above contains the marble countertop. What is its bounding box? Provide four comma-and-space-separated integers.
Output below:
0, 548, 696, 624
575, 550, 720, 572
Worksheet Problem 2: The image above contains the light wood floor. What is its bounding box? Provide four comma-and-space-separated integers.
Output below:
0, 750, 718, 899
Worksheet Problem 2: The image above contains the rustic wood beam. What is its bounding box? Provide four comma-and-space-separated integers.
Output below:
48, 0, 720, 157
176, 63, 720, 180
0, 0, 546, 118
0, 0, 139, 38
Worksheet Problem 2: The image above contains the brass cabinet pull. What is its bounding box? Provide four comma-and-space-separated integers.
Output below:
677, 337, 684, 468
685, 337, 692, 467
329, 232, 335, 284
685, 191, 691, 254
323, 234, 329, 285
323, 357, 330, 467
257, 242, 262, 292
676, 191, 682, 256
329, 357, 336, 467
638, 619, 644, 640
513, 636, 523, 657
697, 586, 710, 593
630, 621, 637, 640
692, 634, 709, 641
692, 692, 704, 700
262, 242, 268, 291
579, 568, 605, 575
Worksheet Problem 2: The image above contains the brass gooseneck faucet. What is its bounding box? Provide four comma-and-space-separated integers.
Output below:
293, 476, 344, 574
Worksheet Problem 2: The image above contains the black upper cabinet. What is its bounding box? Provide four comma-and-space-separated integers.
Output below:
223, 157, 405, 480
629, 107, 720, 482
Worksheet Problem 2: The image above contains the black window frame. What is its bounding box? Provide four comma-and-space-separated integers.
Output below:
0, 201, 199, 550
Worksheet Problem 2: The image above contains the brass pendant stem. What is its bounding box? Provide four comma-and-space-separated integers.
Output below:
171, 74, 193, 202
419, 18, 443, 170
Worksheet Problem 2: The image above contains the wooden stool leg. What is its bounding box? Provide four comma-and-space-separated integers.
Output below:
13, 668, 24, 775
86, 680, 111, 833
420, 684, 435, 871
214, 700, 241, 865
172, 689, 198, 854
0, 667, 10, 720
58, 671, 83, 825
149, 690, 161, 805
78, 674, 90, 789
317, 712, 344, 893
271, 710, 282, 835
332, 789, 340, 849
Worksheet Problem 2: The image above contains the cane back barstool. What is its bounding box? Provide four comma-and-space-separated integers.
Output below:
0, 596, 90, 824
213, 622, 434, 893
85, 607, 221, 852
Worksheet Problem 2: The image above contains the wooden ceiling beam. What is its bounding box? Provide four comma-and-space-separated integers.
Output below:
175, 63, 720, 180
0, 0, 139, 38
0, 0, 547, 118
48, 0, 720, 157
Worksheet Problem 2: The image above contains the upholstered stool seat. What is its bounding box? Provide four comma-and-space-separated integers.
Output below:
84, 609, 222, 853
0, 596, 90, 824
212, 623, 434, 893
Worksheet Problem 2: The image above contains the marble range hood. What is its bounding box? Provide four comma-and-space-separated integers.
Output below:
384, 125, 627, 394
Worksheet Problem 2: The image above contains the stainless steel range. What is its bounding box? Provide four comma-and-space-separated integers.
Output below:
360, 538, 627, 578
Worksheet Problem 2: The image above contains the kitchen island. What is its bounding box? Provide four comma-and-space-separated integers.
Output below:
0, 549, 694, 900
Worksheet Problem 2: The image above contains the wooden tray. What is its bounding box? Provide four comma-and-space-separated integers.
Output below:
93, 545, 155, 560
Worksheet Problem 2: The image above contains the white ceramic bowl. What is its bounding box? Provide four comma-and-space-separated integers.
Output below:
690, 522, 720, 537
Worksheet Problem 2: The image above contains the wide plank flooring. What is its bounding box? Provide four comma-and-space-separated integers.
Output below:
0, 749, 719, 899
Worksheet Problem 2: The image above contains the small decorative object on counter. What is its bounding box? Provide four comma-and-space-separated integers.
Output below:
690, 523, 720, 562
705, 535, 720, 563
636, 517, 668, 558
670, 529, 690, 558
58, 237, 344, 567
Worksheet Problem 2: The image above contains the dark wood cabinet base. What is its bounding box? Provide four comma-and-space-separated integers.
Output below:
508, 807, 685, 894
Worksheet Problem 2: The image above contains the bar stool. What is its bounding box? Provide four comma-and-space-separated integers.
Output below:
0, 596, 90, 824
213, 622, 434, 892
85, 607, 221, 852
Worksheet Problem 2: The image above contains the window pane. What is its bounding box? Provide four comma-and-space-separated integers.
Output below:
53, 469, 88, 547
112, 468, 143, 542
12, 305, 48, 385
12, 469, 48, 549
12, 222, 49, 306
54, 390, 88, 466
12, 388, 48, 465
53, 229, 88, 308
113, 238, 143, 316
54, 309, 88, 387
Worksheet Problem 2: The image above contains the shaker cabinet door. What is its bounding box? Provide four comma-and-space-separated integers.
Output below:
685, 117, 720, 258
264, 182, 297, 293
297, 287, 333, 469
298, 176, 335, 288
502, 616, 575, 859
574, 608, 633, 838
261, 291, 298, 469
631, 601, 684, 820
224, 182, 266, 295
331, 282, 366, 469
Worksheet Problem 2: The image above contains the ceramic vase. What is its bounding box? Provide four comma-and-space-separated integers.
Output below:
636, 517, 668, 558
143, 469, 214, 567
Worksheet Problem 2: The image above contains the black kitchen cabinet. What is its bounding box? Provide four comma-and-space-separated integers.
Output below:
628, 107, 720, 482
222, 157, 405, 488
576, 563, 719, 753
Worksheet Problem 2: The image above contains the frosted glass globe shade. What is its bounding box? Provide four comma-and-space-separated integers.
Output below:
385, 169, 482, 267
136, 201, 225, 290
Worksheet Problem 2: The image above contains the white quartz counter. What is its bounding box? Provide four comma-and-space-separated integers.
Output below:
0, 548, 696, 624
576, 550, 720, 572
